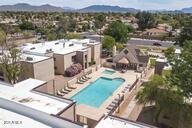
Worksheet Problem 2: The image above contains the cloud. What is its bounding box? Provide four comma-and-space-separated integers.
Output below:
0, 0, 191, 10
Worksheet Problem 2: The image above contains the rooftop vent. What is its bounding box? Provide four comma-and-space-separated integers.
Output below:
46, 49, 53, 53
69, 43, 74, 47
30, 47, 36, 50
90, 40, 95, 43
26, 57, 33, 61
82, 43, 87, 46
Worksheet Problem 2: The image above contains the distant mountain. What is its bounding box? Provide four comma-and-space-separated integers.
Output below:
63, 7, 75, 12
0, 3, 64, 12
0, 3, 190, 13
78, 5, 139, 13
182, 7, 192, 13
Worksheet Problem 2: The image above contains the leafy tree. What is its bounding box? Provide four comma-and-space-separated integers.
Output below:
0, 48, 22, 84
136, 12, 157, 31
47, 32, 57, 41
178, 27, 192, 46
167, 41, 192, 98
104, 21, 128, 43
127, 25, 135, 33
116, 43, 124, 51
94, 13, 106, 29
65, 33, 82, 40
149, 58, 156, 68
0, 30, 6, 51
19, 21, 34, 30
102, 36, 116, 52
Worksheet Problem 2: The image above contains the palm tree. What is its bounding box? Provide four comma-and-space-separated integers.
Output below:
136, 75, 166, 124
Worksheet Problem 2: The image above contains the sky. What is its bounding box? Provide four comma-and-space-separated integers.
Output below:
0, 0, 192, 10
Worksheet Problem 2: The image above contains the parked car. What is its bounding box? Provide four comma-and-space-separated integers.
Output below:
153, 42, 162, 46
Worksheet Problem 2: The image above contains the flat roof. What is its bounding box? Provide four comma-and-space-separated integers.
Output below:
0, 97, 84, 128
0, 108, 51, 128
21, 39, 99, 55
22, 53, 51, 63
0, 51, 51, 64
0, 78, 71, 115
95, 116, 155, 128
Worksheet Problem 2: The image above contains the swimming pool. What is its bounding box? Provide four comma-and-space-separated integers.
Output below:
71, 77, 125, 108
102, 69, 115, 75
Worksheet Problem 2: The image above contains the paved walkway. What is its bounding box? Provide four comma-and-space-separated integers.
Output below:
114, 68, 154, 121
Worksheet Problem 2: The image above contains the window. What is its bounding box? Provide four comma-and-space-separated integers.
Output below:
54, 67, 57, 70
85, 55, 87, 61
54, 57, 56, 61
124, 49, 128, 54
72, 55, 76, 63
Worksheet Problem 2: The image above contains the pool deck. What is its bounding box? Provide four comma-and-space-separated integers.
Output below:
64, 67, 142, 121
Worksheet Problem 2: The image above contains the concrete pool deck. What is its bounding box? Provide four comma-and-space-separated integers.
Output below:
64, 67, 142, 121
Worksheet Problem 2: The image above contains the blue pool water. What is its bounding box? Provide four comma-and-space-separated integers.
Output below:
102, 69, 115, 75
71, 77, 124, 108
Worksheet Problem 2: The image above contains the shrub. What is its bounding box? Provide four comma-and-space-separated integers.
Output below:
65, 63, 82, 77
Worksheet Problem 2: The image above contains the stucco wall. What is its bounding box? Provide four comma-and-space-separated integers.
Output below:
59, 103, 76, 122
33, 58, 55, 81
21, 62, 34, 80
90, 44, 101, 65
64, 52, 76, 71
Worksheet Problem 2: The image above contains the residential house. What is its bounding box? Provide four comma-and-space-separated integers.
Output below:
144, 28, 169, 36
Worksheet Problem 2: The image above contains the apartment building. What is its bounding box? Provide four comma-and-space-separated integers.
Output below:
21, 39, 101, 75
0, 53, 55, 82
0, 78, 84, 127
21, 54, 55, 81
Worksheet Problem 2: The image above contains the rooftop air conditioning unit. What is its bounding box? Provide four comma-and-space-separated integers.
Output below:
26, 57, 33, 61
82, 43, 87, 46
90, 40, 95, 43
30, 47, 36, 50
46, 49, 53, 53
69, 43, 74, 47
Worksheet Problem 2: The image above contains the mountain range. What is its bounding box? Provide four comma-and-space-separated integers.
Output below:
0, 3, 64, 12
182, 7, 192, 13
78, 5, 139, 13
0, 3, 191, 13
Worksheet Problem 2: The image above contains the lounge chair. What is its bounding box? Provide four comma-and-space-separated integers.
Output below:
65, 86, 72, 92
121, 69, 127, 73
109, 103, 116, 107
61, 89, 69, 94
82, 76, 88, 81
112, 100, 119, 104
67, 85, 77, 89
80, 77, 87, 82
85, 75, 91, 79
77, 79, 84, 84
107, 106, 114, 110
57, 90, 65, 96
